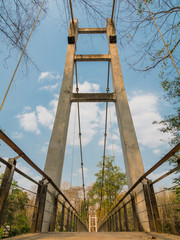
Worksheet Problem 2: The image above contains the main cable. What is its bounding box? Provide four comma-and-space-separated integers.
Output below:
99, 60, 111, 217
75, 62, 86, 202
111, 0, 116, 22
143, 0, 180, 77
0, 0, 46, 112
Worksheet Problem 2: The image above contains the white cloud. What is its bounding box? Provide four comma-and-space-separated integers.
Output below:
129, 93, 172, 149
67, 102, 100, 146
16, 111, 40, 135
38, 71, 61, 82
16, 99, 57, 134
36, 105, 54, 129
41, 142, 49, 154
11, 132, 23, 139
73, 81, 100, 93
153, 149, 161, 155
39, 83, 59, 91
16, 84, 171, 154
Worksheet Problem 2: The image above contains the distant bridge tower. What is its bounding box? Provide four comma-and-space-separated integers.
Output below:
42, 19, 150, 232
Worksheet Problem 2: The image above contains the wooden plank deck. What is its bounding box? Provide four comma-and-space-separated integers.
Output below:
5, 232, 180, 240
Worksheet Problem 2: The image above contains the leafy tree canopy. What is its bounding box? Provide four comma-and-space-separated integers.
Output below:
87, 156, 127, 214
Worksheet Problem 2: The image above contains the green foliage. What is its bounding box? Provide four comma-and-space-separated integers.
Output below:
0, 226, 4, 239
87, 156, 127, 213
153, 73, 180, 145
80, 200, 88, 224
0, 174, 31, 236
11, 213, 30, 236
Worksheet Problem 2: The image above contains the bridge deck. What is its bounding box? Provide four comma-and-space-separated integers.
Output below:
5, 232, 179, 240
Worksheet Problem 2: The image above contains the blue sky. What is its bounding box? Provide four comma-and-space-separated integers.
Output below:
0, 1, 176, 191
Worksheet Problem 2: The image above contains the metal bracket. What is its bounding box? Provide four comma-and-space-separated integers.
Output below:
109, 35, 116, 43
68, 36, 75, 44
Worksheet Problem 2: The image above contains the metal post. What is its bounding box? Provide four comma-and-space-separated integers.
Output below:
109, 218, 111, 232
143, 183, 155, 231
118, 207, 122, 231
0, 158, 16, 227
131, 194, 140, 231
147, 181, 162, 232
106, 219, 108, 232
75, 216, 78, 232
60, 202, 66, 232
110, 215, 112, 232
112, 214, 114, 232
115, 211, 118, 232
123, 203, 129, 231
70, 210, 73, 232
31, 181, 42, 233
66, 207, 70, 231
107, 219, 109, 232
35, 181, 48, 232
73, 214, 76, 232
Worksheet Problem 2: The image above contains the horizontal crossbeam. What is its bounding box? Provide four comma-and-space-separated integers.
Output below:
78, 28, 106, 34
75, 54, 111, 62
71, 93, 116, 102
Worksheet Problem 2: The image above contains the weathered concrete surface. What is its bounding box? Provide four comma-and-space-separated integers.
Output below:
41, 19, 79, 232
106, 19, 150, 232
5, 232, 180, 240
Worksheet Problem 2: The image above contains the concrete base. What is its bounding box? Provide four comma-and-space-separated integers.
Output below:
5, 232, 180, 240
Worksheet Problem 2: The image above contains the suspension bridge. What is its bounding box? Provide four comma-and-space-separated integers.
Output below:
0, 0, 180, 239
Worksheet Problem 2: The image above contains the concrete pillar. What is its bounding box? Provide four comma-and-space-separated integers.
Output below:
106, 19, 150, 232
41, 19, 78, 232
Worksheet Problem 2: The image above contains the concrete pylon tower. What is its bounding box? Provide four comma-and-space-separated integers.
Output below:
42, 19, 150, 232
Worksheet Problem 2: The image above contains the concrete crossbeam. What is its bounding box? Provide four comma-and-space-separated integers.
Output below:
75, 54, 111, 62
71, 93, 116, 102
78, 28, 106, 34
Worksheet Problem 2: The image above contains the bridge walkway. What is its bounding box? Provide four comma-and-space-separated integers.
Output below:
5, 232, 180, 240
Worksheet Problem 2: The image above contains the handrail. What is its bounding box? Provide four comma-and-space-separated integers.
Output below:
0, 130, 80, 216
0, 157, 39, 185
98, 142, 180, 228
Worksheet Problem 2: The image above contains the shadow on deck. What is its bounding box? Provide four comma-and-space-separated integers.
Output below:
5, 232, 180, 240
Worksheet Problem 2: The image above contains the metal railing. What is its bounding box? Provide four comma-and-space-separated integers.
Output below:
98, 143, 180, 234
0, 130, 88, 235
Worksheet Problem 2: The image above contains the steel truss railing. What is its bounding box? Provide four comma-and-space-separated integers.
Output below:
98, 143, 180, 233
0, 130, 88, 233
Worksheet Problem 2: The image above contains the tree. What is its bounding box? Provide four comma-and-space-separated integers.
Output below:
61, 182, 89, 225
154, 76, 180, 145
0, 176, 31, 236
87, 156, 127, 214
0, 0, 46, 67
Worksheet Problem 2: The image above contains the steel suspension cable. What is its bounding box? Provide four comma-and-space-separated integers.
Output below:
143, 0, 180, 77
99, 61, 111, 215
111, 0, 116, 22
75, 62, 86, 202
69, 0, 74, 24
0, 0, 46, 112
